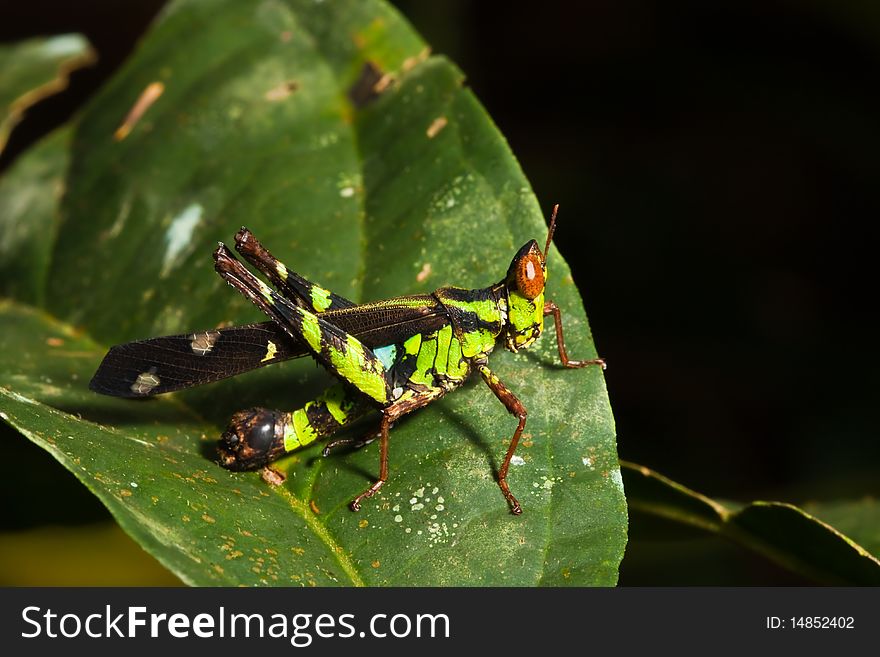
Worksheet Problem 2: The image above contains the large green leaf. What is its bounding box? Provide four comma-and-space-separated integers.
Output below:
622, 461, 880, 584
0, 0, 625, 586
0, 34, 95, 154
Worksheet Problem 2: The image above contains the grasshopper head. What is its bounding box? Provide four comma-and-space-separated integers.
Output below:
502, 205, 558, 352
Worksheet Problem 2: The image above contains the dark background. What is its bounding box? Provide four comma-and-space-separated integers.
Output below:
2, 0, 878, 584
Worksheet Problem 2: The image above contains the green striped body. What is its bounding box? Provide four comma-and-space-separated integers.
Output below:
276, 286, 508, 455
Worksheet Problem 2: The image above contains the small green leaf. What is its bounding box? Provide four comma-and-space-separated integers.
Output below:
0, 0, 625, 586
0, 34, 95, 154
622, 461, 880, 584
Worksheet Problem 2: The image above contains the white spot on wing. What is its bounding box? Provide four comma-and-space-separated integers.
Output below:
190, 330, 220, 355
131, 369, 161, 395
161, 203, 203, 277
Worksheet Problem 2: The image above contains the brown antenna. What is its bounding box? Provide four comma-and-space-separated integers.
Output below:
543, 204, 559, 262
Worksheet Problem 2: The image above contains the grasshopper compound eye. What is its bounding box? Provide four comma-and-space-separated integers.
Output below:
515, 251, 545, 300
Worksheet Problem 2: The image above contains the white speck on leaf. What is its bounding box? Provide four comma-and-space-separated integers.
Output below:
162, 203, 203, 277
511, 455, 525, 466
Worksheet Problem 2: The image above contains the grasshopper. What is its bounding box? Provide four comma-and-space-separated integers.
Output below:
90, 205, 604, 514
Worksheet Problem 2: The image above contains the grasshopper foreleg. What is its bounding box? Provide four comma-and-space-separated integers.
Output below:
544, 300, 606, 369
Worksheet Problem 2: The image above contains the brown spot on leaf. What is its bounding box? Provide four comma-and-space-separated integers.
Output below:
402, 47, 430, 73
265, 80, 299, 101
349, 61, 394, 108
46, 337, 64, 347
114, 81, 164, 141
309, 499, 320, 514
426, 116, 447, 138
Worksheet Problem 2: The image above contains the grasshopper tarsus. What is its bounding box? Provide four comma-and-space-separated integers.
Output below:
350, 480, 385, 511
260, 466, 285, 487
499, 477, 523, 515
564, 357, 607, 370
